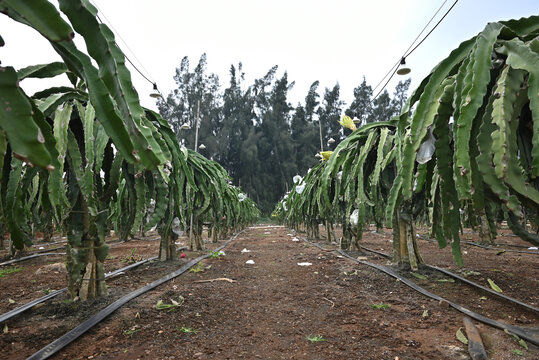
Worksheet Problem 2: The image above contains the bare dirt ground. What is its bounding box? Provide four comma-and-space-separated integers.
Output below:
0, 225, 537, 359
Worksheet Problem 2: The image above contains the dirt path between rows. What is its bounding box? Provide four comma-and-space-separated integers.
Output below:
46, 225, 535, 360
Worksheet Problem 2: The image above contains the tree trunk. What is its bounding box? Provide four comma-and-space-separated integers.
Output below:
392, 204, 423, 271
66, 198, 108, 301
313, 222, 320, 240
351, 224, 363, 251
341, 224, 348, 250
477, 213, 494, 245
195, 219, 204, 250
77, 240, 107, 300
159, 233, 177, 261
325, 221, 332, 243
212, 227, 218, 243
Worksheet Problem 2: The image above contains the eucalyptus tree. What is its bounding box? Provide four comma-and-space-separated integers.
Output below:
158, 54, 222, 156
291, 81, 323, 175
318, 84, 345, 150
391, 78, 411, 115
367, 90, 395, 123
221, 63, 258, 191
345, 77, 373, 125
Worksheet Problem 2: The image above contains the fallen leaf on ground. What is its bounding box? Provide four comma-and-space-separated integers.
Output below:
194, 278, 236, 283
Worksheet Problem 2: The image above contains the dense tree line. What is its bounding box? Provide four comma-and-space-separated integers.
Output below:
158, 54, 410, 214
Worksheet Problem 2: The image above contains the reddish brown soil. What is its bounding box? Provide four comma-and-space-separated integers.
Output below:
0, 226, 537, 359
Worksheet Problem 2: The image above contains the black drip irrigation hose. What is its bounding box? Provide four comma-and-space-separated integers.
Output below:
419, 235, 539, 255
0, 253, 66, 267
460, 240, 539, 255
1, 235, 164, 266
426, 264, 539, 313
299, 237, 539, 346
0, 247, 187, 324
26, 231, 245, 360
357, 245, 539, 314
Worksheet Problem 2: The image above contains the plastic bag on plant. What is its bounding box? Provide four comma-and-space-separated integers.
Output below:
416, 127, 436, 164
350, 209, 359, 227
295, 184, 305, 194
171, 217, 184, 236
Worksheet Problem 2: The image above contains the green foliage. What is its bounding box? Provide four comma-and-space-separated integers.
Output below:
0, 67, 53, 169
390, 15, 539, 253
487, 278, 503, 293
369, 303, 391, 309
155, 297, 184, 312
306, 335, 327, 343
456, 327, 468, 344
276, 15, 539, 268
161, 54, 408, 215
0, 267, 23, 278
189, 262, 206, 273
177, 326, 199, 334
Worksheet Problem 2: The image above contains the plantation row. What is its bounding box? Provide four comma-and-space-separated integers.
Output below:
274, 16, 539, 269
0, 1, 259, 300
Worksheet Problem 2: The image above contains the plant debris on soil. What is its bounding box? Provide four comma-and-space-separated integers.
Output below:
0, 226, 537, 359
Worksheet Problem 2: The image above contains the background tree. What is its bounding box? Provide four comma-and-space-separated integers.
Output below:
391, 78, 411, 115
158, 53, 222, 155
158, 56, 412, 215
257, 72, 296, 212
318, 84, 345, 150
368, 89, 395, 123
346, 77, 373, 126
291, 81, 321, 175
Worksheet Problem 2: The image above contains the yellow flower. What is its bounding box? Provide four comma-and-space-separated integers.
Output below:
320, 151, 333, 161
338, 115, 357, 131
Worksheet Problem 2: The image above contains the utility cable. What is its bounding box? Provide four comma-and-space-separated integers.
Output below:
89, 1, 174, 114
90, 0, 156, 86
370, 0, 450, 96
404, 0, 459, 59
370, 0, 459, 102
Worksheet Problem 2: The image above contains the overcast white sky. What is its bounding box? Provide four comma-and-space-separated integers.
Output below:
1, 1, 537, 111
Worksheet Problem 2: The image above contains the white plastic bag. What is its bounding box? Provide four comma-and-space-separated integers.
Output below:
350, 209, 359, 227
416, 128, 436, 164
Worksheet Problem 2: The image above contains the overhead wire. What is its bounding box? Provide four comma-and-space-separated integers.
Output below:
90, 0, 156, 86
89, 0, 173, 112
404, 0, 460, 59
370, 0, 459, 102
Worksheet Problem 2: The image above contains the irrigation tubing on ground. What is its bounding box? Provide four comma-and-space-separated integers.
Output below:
1, 235, 163, 266
420, 235, 538, 255
299, 237, 539, 346
0, 247, 187, 325
0, 253, 66, 267
460, 240, 539, 255
426, 264, 539, 313
27, 231, 245, 360
357, 245, 539, 314
0, 289, 68, 325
